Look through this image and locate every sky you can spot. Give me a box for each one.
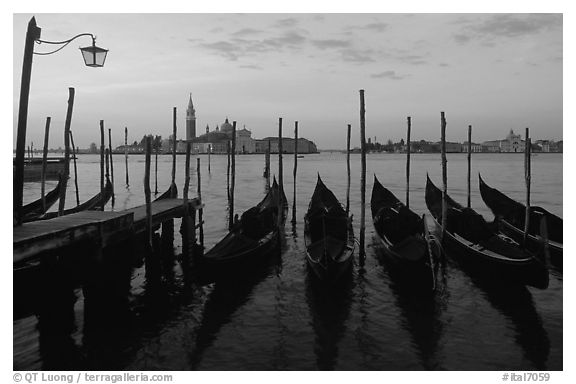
[12,12,563,150]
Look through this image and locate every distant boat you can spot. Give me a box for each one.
[297,155,305,158]
[304,175,354,282]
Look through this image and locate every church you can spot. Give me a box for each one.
[185,94,318,154]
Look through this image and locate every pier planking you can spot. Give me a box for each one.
[14,198,203,265]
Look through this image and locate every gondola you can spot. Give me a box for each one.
[425,175,548,289]
[201,178,288,269]
[20,176,63,222]
[371,175,439,290]
[479,174,562,269]
[304,175,354,282]
[35,177,114,220]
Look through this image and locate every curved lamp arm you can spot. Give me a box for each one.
[34,33,97,56]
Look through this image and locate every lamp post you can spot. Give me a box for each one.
[14,16,107,225]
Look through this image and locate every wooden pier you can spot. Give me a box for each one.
[13,197,202,265]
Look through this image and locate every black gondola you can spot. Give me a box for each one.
[304,175,354,282]
[371,175,439,290]
[201,178,288,269]
[425,175,548,289]
[20,176,63,222]
[35,177,114,220]
[478,174,562,269]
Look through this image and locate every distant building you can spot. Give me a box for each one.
[461,141,483,153]
[482,129,525,153]
[236,126,255,153]
[186,94,196,141]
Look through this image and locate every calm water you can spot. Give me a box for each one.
[14,152,563,370]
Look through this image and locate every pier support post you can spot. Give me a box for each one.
[144,136,160,282]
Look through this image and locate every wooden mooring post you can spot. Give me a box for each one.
[208,144,211,174]
[124,127,129,187]
[359,90,366,264]
[346,124,351,215]
[69,130,80,206]
[108,128,115,205]
[154,146,159,195]
[229,122,237,230]
[100,120,105,211]
[467,125,472,208]
[197,157,204,249]
[406,116,411,208]
[181,142,197,271]
[58,87,75,216]
[278,117,284,231]
[171,107,178,196]
[227,140,231,202]
[41,117,51,213]
[14,17,41,225]
[292,121,298,224]
[441,112,448,237]
[264,141,271,190]
[523,128,531,248]
[143,136,157,280]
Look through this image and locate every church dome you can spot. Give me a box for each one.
[220,117,233,133]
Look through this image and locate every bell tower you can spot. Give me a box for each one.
[186,93,196,141]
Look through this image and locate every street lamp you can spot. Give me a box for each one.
[14,17,108,225]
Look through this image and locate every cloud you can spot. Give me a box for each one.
[311,39,351,50]
[370,70,407,80]
[453,33,471,44]
[345,22,388,33]
[274,18,298,28]
[472,14,561,38]
[453,14,561,44]
[232,28,263,37]
[239,64,263,70]
[200,41,242,61]
[340,48,376,63]
[200,31,308,60]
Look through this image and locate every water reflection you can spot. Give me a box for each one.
[187,253,280,369]
[374,242,447,370]
[471,276,550,369]
[305,265,353,370]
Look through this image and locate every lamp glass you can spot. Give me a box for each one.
[79,44,108,67]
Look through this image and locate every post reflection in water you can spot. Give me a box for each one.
[305,265,354,370]
[376,248,447,370]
